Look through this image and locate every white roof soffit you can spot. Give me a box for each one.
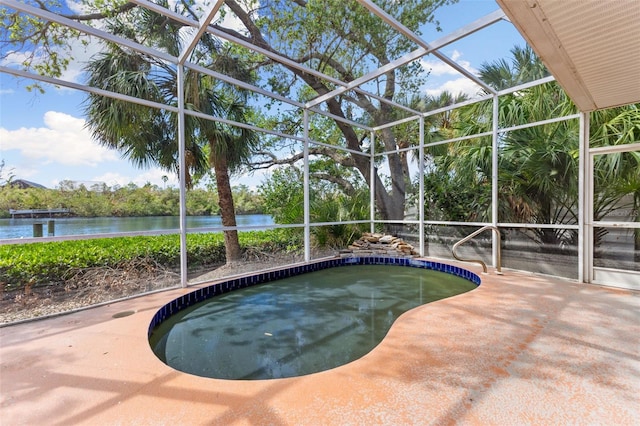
[497,0,640,112]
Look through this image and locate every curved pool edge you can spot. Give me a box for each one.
[148,256,481,337]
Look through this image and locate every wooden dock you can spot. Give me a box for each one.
[9,208,72,218]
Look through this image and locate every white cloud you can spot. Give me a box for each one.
[87,172,135,188]
[0,111,119,166]
[421,50,484,98]
[0,161,38,180]
[1,50,32,68]
[420,50,478,77]
[90,168,178,188]
[425,77,483,99]
[421,58,458,77]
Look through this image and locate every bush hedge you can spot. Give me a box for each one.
[0,230,302,291]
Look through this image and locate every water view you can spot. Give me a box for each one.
[0,214,274,239]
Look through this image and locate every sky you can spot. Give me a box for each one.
[0,0,526,190]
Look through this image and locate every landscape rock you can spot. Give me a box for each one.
[342,232,419,257]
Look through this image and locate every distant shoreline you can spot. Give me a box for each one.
[0,214,275,240]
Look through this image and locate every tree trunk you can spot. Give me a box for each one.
[323,99,406,222]
[212,154,242,264]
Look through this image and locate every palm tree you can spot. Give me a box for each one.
[444,47,575,245]
[449,46,640,249]
[477,45,549,91]
[590,105,640,258]
[407,92,492,223]
[83,8,257,264]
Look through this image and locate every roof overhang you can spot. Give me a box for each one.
[497,0,640,112]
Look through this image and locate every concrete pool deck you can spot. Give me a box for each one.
[1,259,639,425]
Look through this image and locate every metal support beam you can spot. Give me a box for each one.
[491,95,500,267]
[370,130,377,234]
[177,65,188,287]
[303,110,311,261]
[578,112,588,283]
[419,117,425,257]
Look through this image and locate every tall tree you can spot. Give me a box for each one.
[2,0,456,230]
[81,4,258,264]
[225,0,454,222]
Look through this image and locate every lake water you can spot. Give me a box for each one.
[0,215,274,240]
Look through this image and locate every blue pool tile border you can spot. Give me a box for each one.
[148,257,481,336]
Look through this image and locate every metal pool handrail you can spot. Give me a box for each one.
[452,225,502,274]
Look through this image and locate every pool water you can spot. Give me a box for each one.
[149,264,477,380]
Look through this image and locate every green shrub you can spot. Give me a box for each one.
[0,230,294,290]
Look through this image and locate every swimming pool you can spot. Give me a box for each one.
[148,257,480,380]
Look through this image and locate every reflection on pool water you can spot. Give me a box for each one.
[149,259,479,380]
